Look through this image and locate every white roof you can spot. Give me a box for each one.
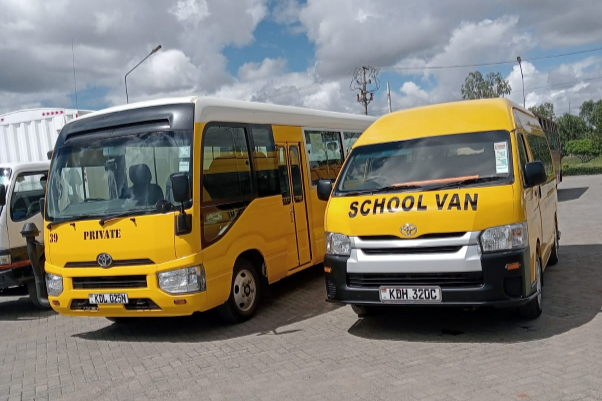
[71,96,377,131]
[0,161,50,171]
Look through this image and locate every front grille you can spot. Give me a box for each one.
[347,272,484,288]
[358,232,466,241]
[70,299,98,311]
[361,246,462,255]
[124,298,160,310]
[65,259,154,268]
[72,275,147,289]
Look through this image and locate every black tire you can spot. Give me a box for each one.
[548,224,559,266]
[217,258,261,323]
[351,304,376,318]
[519,256,543,319]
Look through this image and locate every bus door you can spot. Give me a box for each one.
[276,143,312,269]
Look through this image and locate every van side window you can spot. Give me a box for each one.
[516,134,529,169]
[304,131,344,185]
[10,172,47,222]
[250,126,280,198]
[526,134,554,182]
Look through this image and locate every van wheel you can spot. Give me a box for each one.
[519,256,543,319]
[548,225,559,266]
[351,304,376,318]
[217,258,260,323]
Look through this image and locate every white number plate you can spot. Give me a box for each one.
[379,286,442,303]
[88,293,129,304]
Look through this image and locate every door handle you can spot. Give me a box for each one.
[290,209,294,222]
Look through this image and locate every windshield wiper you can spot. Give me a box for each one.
[423,176,504,191]
[47,216,84,229]
[371,184,423,194]
[99,208,156,226]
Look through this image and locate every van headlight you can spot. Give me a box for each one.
[158,266,206,294]
[326,232,351,256]
[480,222,528,253]
[45,274,63,296]
[0,254,10,266]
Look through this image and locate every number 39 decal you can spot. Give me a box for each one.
[49,233,58,243]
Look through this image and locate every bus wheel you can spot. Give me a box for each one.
[218,258,261,323]
[519,256,543,320]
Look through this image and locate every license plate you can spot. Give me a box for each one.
[88,293,129,304]
[379,286,442,303]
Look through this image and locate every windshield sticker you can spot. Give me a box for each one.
[348,193,478,217]
[494,142,509,174]
[178,147,190,158]
[179,161,189,172]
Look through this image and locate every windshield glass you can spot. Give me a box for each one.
[46,131,193,222]
[0,168,11,216]
[335,130,513,195]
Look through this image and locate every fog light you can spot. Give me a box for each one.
[174,299,187,305]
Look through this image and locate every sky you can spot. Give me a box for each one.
[1,0,602,118]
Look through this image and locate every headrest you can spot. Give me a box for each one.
[129,164,152,186]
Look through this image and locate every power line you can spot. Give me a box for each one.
[383,46,602,72]
[510,75,602,94]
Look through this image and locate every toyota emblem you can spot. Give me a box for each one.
[97,253,113,268]
[400,224,418,237]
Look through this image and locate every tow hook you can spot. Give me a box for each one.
[20,222,50,308]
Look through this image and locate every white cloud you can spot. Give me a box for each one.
[169,0,210,23]
[238,58,288,82]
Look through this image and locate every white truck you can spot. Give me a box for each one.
[0,108,92,306]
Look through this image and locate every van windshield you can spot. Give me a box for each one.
[335,130,513,195]
[46,131,193,222]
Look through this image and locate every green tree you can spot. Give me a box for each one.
[461,71,512,100]
[579,100,602,132]
[557,113,590,144]
[529,102,555,120]
[565,139,601,163]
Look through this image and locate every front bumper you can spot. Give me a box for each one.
[324,247,535,308]
[45,261,209,317]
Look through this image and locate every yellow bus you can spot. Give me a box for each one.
[39,97,375,322]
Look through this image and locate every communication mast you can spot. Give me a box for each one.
[350,66,380,115]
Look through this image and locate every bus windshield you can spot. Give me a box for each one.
[46,131,193,222]
[335,130,513,195]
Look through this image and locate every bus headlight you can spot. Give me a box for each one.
[480,222,528,253]
[326,232,351,256]
[45,274,63,296]
[158,266,206,294]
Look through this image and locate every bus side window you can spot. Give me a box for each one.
[304,130,344,185]
[250,126,280,198]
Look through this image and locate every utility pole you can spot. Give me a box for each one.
[386,81,392,113]
[517,56,525,108]
[350,66,380,115]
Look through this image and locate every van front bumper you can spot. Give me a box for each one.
[45,262,209,317]
[324,247,535,308]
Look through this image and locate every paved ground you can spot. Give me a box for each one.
[0,175,601,401]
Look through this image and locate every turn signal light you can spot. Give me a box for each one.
[52,300,60,306]
[324,267,332,273]
[174,299,187,305]
[505,262,520,271]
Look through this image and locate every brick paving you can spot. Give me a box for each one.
[0,175,601,401]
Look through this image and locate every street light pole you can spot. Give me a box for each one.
[517,56,525,108]
[125,45,162,104]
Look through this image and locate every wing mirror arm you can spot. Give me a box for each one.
[170,174,192,235]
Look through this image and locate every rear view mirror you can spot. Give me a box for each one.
[0,184,6,207]
[317,179,333,202]
[170,174,190,204]
[524,161,547,187]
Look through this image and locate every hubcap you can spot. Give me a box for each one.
[233,269,256,312]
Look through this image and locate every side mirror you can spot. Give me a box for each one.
[170,174,191,235]
[0,184,5,207]
[317,179,333,202]
[39,197,45,218]
[524,161,547,187]
[170,173,191,204]
[47,150,53,160]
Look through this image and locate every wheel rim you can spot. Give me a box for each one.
[233,269,256,312]
[536,258,542,308]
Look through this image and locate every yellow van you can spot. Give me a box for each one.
[318,98,559,319]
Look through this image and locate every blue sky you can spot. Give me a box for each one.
[2,0,602,117]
